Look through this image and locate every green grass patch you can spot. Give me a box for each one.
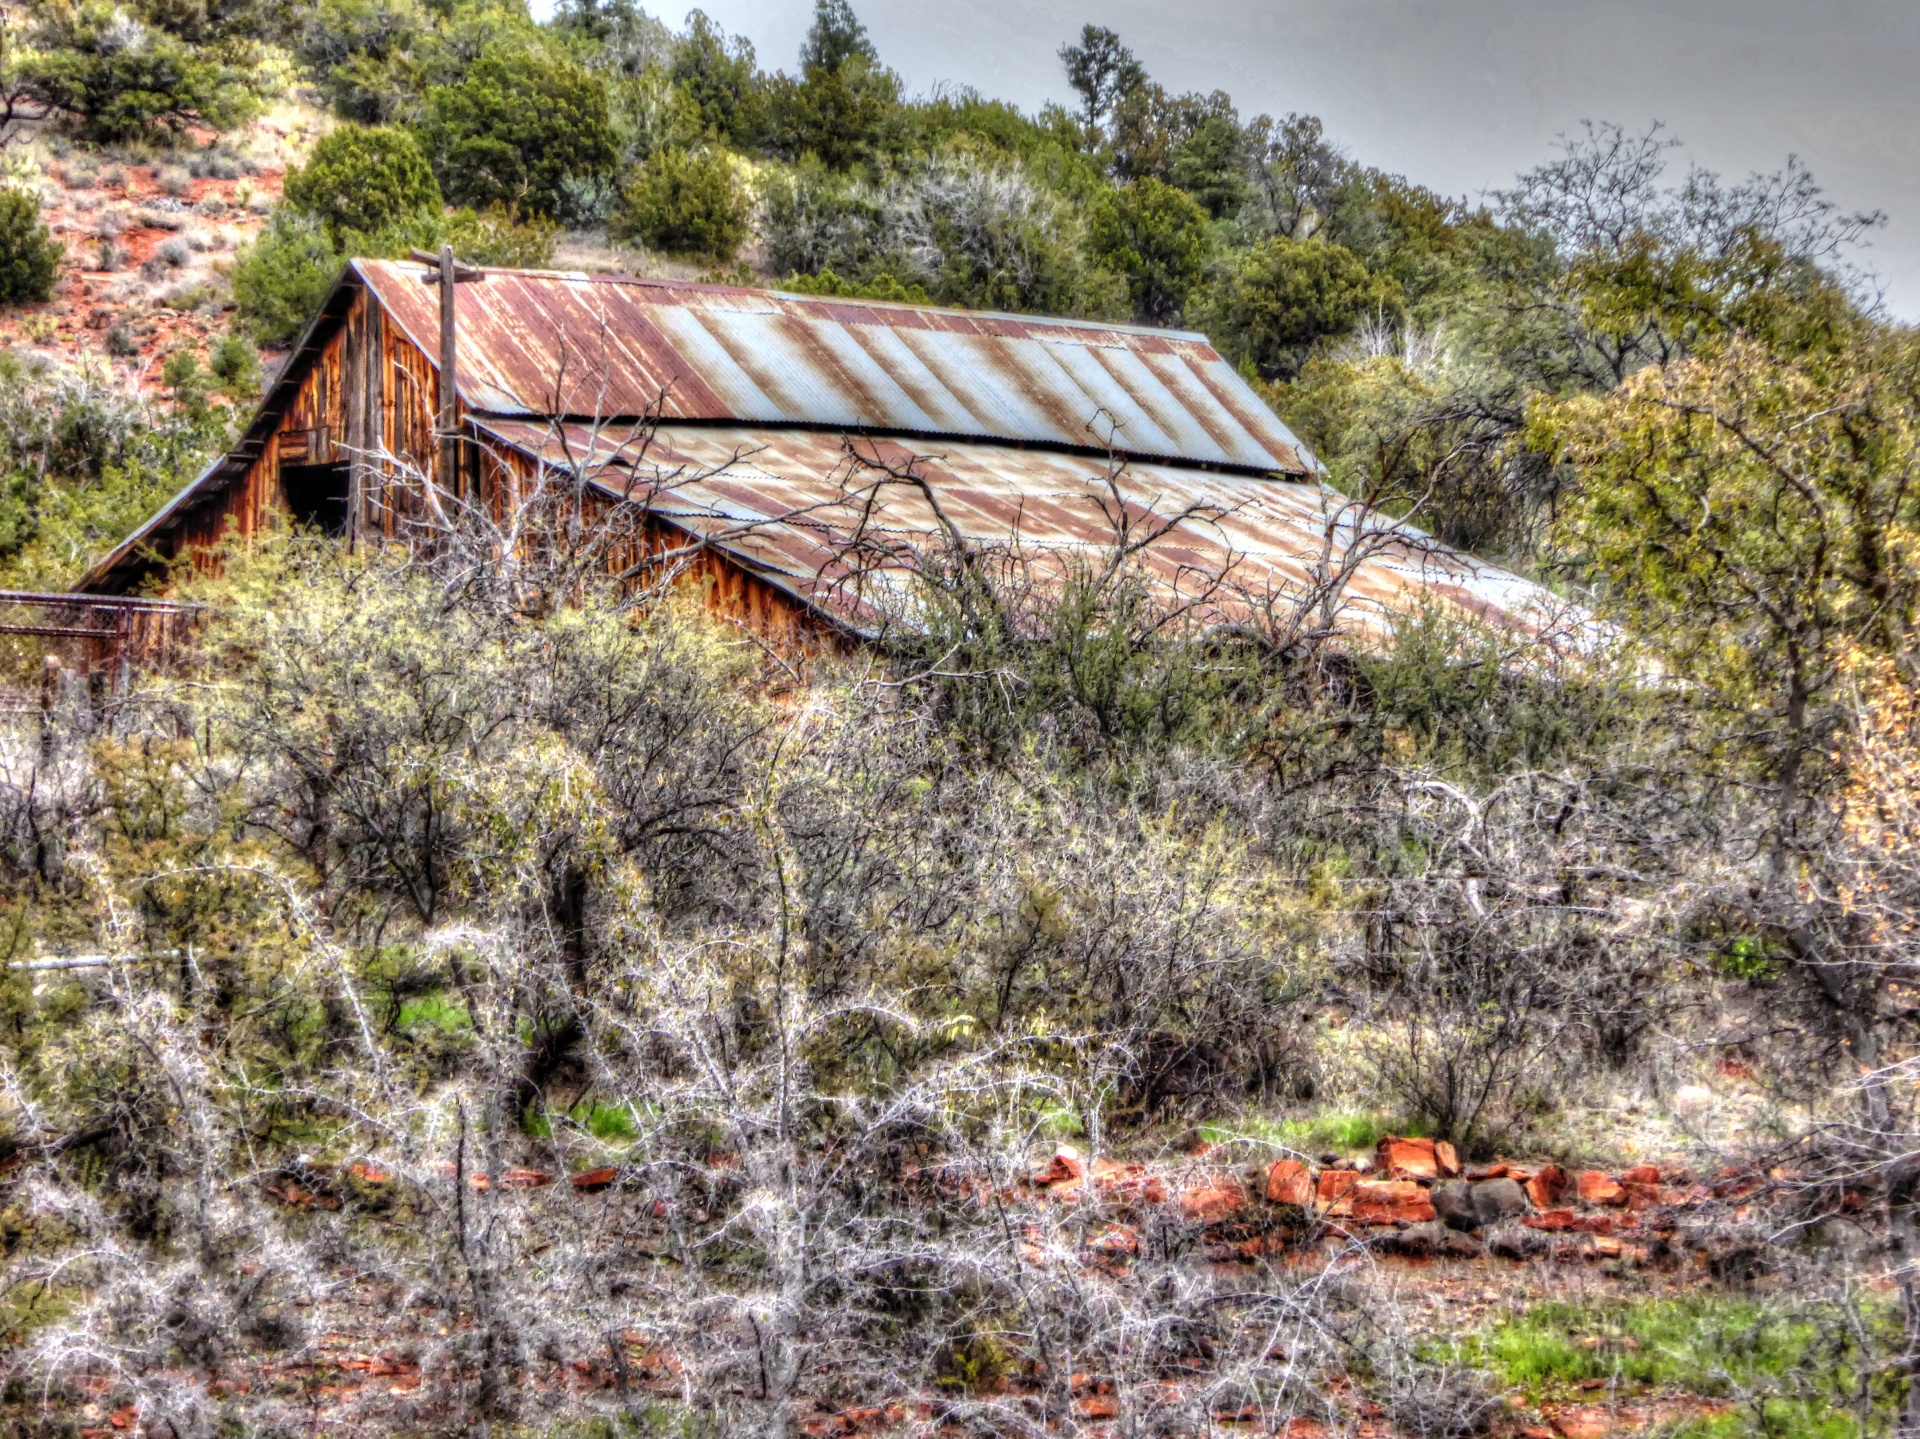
[525,1097,645,1143]
[397,992,472,1035]
[1199,1110,1401,1155]
[1445,1296,1901,1439]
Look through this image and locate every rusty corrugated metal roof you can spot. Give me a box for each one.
[475,420,1567,641]
[357,260,1315,474]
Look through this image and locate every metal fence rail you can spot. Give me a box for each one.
[0,589,203,681]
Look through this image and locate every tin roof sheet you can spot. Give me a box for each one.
[357,260,1315,474]
[475,420,1568,641]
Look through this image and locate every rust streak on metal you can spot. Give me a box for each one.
[475,420,1560,642]
[351,261,1310,470]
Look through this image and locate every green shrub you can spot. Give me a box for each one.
[231,211,340,343]
[766,56,899,171]
[293,0,429,123]
[161,349,214,421]
[1088,176,1209,325]
[441,205,558,268]
[17,8,262,142]
[669,9,765,148]
[610,147,746,260]
[1199,236,1394,381]
[1170,114,1251,219]
[0,189,62,304]
[0,350,226,587]
[424,48,617,220]
[779,268,930,304]
[282,123,442,241]
[233,201,557,344]
[208,332,263,400]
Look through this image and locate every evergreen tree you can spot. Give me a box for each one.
[1058,24,1144,132]
[799,0,875,73]
[0,188,62,305]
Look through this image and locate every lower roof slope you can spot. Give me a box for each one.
[478,421,1566,643]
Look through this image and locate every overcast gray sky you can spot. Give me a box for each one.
[666,0,1920,318]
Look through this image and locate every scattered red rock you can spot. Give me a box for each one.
[1088,1223,1139,1258]
[1178,1180,1246,1222]
[1525,1210,1614,1235]
[571,1166,619,1192]
[265,1180,341,1210]
[1266,1158,1314,1206]
[1620,1164,1662,1209]
[1317,1168,1361,1213]
[1526,1163,1569,1209]
[1553,1408,1615,1439]
[1375,1135,1459,1180]
[348,1162,391,1185]
[1577,1170,1627,1206]
[1032,1145,1084,1187]
[1349,1179,1435,1225]
[470,1168,552,1191]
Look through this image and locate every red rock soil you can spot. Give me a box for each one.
[128,1136,1829,1439]
[0,125,288,387]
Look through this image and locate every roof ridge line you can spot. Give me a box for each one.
[465,414,1296,480]
[368,258,1211,342]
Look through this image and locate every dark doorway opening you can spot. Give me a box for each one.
[282,463,351,536]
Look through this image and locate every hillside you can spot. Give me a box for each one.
[4,3,1920,1439]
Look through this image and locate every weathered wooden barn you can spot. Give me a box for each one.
[75,259,1554,643]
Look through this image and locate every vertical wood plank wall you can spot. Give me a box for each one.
[188,282,830,648]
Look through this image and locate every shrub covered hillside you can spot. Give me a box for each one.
[7,2,1920,1437]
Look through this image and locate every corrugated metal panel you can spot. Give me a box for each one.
[474,420,1563,641]
[356,260,1315,474]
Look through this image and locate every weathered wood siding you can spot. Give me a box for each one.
[188,281,828,647]
[479,444,831,648]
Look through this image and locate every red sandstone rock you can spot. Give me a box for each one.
[1553,1407,1614,1439]
[1526,1164,1569,1209]
[1467,1163,1510,1180]
[1435,1140,1461,1177]
[1032,1145,1085,1186]
[1349,1179,1436,1225]
[1377,1136,1441,1180]
[1524,1209,1616,1235]
[470,1168,551,1191]
[1266,1158,1315,1206]
[571,1166,619,1192]
[1178,1181,1246,1222]
[348,1162,391,1185]
[1619,1163,1661,1209]
[1317,1168,1361,1214]
[1577,1171,1626,1206]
